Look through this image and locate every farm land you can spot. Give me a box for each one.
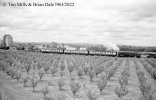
[0,50,156,100]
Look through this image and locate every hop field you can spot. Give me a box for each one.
[0,50,156,100]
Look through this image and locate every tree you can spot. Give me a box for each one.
[68,65,74,77]
[38,69,45,81]
[70,81,81,96]
[57,78,65,91]
[31,77,39,92]
[42,84,49,100]
[24,62,32,74]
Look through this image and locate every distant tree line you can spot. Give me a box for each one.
[119,46,156,52]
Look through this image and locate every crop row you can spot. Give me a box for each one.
[134,60,153,100]
[0,51,122,100]
[140,59,156,80]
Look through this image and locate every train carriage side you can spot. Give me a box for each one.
[41,48,118,57]
[88,51,118,56]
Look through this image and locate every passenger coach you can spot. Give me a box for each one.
[40,48,118,56]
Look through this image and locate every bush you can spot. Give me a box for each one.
[5,67,11,76]
[150,69,156,80]
[60,71,65,77]
[0,61,9,72]
[10,69,17,78]
[97,80,107,95]
[23,75,29,87]
[53,60,59,68]
[136,67,153,100]
[57,93,66,100]
[5,58,14,66]
[139,93,153,100]
[94,66,104,77]
[31,77,39,92]
[118,75,129,88]
[59,63,65,71]
[20,63,25,72]
[14,71,22,81]
[106,67,117,80]
[137,71,147,86]
[83,66,89,75]
[140,82,151,96]
[88,70,95,82]
[121,69,130,78]
[70,81,81,96]
[68,65,74,76]
[38,69,45,80]
[42,84,49,99]
[57,78,65,91]
[24,62,32,74]
[51,67,58,76]
[115,85,128,99]
[37,61,44,70]
[44,64,50,74]
[32,62,37,70]
[100,73,107,81]
[77,68,84,78]
[89,64,94,71]
[86,90,98,100]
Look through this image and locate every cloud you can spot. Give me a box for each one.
[0,0,156,46]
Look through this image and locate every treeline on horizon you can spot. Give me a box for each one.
[118,45,156,52]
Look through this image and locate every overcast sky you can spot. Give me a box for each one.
[0,0,156,46]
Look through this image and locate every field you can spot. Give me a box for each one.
[0,50,156,100]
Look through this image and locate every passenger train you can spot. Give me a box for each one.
[40,48,127,57]
[40,48,143,58]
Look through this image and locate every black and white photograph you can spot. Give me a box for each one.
[0,0,156,100]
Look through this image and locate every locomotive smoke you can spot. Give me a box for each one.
[103,42,120,51]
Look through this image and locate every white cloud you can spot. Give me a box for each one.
[0,0,156,46]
